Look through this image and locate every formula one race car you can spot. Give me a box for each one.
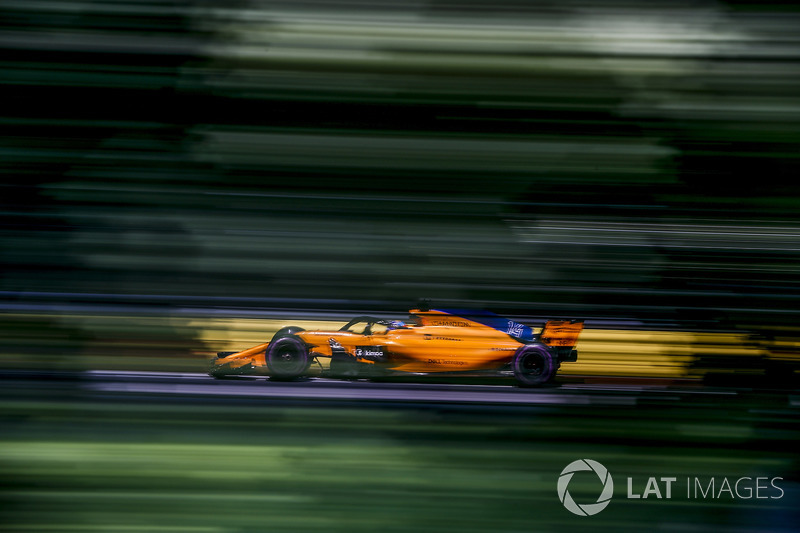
[209,308,584,387]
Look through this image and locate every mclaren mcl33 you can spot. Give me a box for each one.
[209,308,584,387]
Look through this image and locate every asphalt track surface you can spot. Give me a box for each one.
[77,370,775,408]
[3,370,797,412]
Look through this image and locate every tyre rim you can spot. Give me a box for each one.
[274,348,305,374]
[521,353,544,376]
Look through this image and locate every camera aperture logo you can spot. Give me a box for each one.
[558,459,785,517]
[557,459,614,516]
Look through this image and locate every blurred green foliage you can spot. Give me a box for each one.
[3,0,800,328]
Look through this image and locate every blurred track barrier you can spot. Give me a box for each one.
[563,329,762,378]
[562,329,696,378]
[2,313,797,380]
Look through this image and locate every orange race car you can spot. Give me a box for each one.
[209,308,584,387]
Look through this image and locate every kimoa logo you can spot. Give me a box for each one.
[558,459,614,516]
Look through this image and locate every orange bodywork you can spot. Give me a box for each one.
[210,308,583,376]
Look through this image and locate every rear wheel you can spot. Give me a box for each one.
[511,343,557,387]
[266,336,311,380]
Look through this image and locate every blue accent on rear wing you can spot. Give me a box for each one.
[433,308,534,342]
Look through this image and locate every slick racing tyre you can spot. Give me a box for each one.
[266,336,311,380]
[511,343,557,387]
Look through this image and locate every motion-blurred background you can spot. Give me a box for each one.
[1,1,800,531]
[3,0,800,374]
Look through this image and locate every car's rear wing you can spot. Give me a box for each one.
[540,320,584,347]
[539,320,584,362]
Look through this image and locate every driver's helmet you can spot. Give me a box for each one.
[388,320,406,330]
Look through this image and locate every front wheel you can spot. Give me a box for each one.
[266,336,311,380]
[511,343,557,387]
